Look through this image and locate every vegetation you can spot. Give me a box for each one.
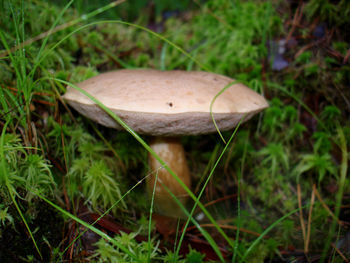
[1,0,350,262]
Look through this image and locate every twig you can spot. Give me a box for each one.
[334,83,350,111]
[297,184,307,248]
[314,187,343,226]
[286,3,304,43]
[305,184,316,253]
[203,193,237,207]
[331,242,349,262]
[343,49,350,64]
[185,223,268,239]
[294,38,325,58]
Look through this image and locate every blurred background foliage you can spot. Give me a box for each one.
[1,0,350,262]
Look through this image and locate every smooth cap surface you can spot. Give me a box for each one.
[63,69,268,136]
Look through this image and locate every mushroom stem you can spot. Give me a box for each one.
[148,137,191,218]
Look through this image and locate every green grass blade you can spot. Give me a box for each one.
[159,181,226,262]
[0,31,24,95]
[210,81,240,144]
[232,133,249,263]
[160,42,168,71]
[320,125,348,262]
[147,169,158,263]
[175,118,245,262]
[31,0,75,77]
[241,207,301,262]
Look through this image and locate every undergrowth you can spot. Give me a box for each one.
[1,0,350,262]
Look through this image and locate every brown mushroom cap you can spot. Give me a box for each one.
[63,69,268,136]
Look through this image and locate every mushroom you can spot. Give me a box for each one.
[63,69,268,217]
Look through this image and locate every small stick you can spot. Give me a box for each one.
[185,223,268,239]
[297,184,307,249]
[305,184,316,253]
[331,242,349,262]
[285,3,304,43]
[314,187,343,226]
